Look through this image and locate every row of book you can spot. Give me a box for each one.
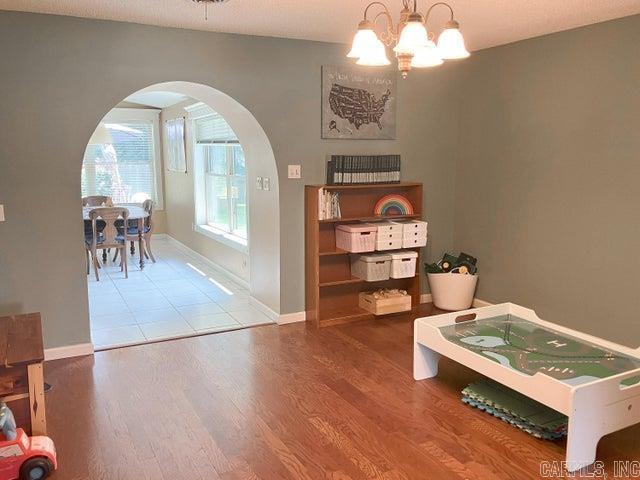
[318,188,341,220]
[326,155,401,185]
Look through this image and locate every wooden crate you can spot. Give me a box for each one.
[359,292,412,316]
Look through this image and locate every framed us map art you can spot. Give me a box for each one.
[321,65,396,140]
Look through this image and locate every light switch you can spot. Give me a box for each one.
[263,177,271,191]
[288,164,301,179]
[256,176,263,190]
[0,204,5,222]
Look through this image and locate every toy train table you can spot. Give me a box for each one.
[413,303,640,472]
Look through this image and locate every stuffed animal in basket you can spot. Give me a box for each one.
[0,402,57,480]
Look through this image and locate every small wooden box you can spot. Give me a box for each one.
[359,292,412,316]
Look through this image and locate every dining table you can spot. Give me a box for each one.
[83,204,149,270]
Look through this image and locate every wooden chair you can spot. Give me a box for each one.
[82,196,113,207]
[83,196,114,265]
[114,199,156,263]
[141,199,156,263]
[85,207,128,281]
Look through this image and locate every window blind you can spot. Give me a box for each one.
[81,121,157,204]
[193,111,239,144]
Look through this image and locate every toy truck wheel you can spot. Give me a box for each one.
[19,457,54,480]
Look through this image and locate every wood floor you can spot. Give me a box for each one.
[45,304,640,480]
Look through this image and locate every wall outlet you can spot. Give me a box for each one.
[288,164,301,179]
[263,177,271,191]
[256,176,263,190]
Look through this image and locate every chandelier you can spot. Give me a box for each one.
[347,1,469,78]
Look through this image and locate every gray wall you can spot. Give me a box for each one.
[0,11,461,349]
[454,15,640,346]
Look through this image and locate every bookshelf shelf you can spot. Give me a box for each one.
[305,183,423,327]
[319,246,422,257]
[319,214,421,224]
[313,182,422,190]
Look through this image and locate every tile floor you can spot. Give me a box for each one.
[88,237,273,350]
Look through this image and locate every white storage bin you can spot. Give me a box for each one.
[351,253,391,281]
[391,219,428,234]
[336,223,377,253]
[376,238,403,251]
[402,235,427,248]
[369,220,403,236]
[389,250,418,278]
[427,273,478,310]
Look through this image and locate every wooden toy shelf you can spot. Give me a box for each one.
[305,183,423,327]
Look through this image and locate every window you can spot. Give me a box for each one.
[165,117,186,172]
[190,103,248,248]
[203,144,247,239]
[82,109,163,206]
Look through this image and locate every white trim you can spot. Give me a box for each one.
[277,311,306,325]
[44,342,94,361]
[163,234,250,289]
[249,296,279,322]
[193,224,249,254]
[420,293,433,304]
[421,293,492,308]
[472,298,493,308]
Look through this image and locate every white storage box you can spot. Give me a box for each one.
[389,250,418,278]
[391,219,428,234]
[376,237,403,251]
[336,223,377,253]
[369,220,403,236]
[391,219,428,248]
[351,253,391,281]
[402,235,427,248]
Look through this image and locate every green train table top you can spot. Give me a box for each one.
[439,314,640,387]
[413,303,640,472]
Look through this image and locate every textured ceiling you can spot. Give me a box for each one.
[1,0,639,51]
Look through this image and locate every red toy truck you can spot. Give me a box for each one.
[0,403,56,480]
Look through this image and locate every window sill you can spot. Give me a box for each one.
[194,224,248,254]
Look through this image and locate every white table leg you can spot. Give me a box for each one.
[414,342,440,380]
[565,409,601,472]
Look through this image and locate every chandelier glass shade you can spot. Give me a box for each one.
[347,26,379,59]
[347,1,469,77]
[437,21,470,59]
[410,40,443,68]
[393,18,429,55]
[356,38,392,66]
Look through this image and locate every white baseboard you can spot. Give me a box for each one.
[421,293,493,309]
[277,311,306,325]
[472,298,493,308]
[162,235,250,290]
[44,342,94,361]
[248,296,279,322]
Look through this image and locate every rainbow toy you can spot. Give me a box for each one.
[374,194,414,216]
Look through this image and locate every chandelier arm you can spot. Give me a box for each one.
[372,10,397,46]
[423,2,455,23]
[363,1,392,22]
[361,2,397,46]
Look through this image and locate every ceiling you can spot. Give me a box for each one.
[1,0,639,51]
[124,91,189,108]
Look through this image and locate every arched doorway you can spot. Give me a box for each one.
[84,81,280,349]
